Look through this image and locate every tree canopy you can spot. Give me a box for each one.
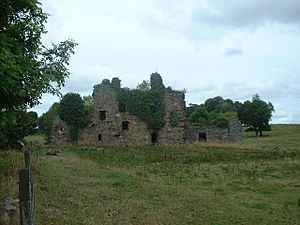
[58,93,87,142]
[203,96,239,113]
[186,96,239,128]
[187,95,274,134]
[136,80,150,91]
[58,93,87,128]
[83,95,94,118]
[0,0,76,148]
[0,109,38,149]
[38,102,60,143]
[238,94,274,136]
[0,0,77,110]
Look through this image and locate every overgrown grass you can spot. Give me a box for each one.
[0,151,24,196]
[33,124,300,225]
[1,125,300,224]
[24,133,46,147]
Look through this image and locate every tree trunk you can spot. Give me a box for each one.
[255,128,258,137]
[259,129,263,136]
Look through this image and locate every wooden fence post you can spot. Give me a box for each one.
[19,144,34,225]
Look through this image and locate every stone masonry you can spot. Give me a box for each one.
[51,78,243,146]
[184,118,243,144]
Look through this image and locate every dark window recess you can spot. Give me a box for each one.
[99,111,107,120]
[151,132,158,144]
[122,121,129,130]
[119,103,126,112]
[98,134,102,141]
[198,132,207,142]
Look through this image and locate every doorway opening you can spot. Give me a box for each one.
[151,132,158,144]
[198,132,207,142]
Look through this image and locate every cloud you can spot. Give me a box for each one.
[34,0,300,124]
[30,94,60,116]
[224,48,243,56]
[63,65,117,94]
[192,0,300,28]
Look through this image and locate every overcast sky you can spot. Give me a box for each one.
[33,0,300,124]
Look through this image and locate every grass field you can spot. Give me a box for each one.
[1,125,300,224]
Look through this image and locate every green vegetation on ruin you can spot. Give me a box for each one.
[107,73,166,131]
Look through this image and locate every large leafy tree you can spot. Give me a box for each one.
[0,109,38,149]
[58,93,87,142]
[203,96,238,113]
[0,0,77,110]
[238,94,274,136]
[186,96,239,128]
[187,104,237,128]
[0,1,76,148]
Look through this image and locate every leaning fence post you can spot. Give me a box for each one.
[19,143,34,225]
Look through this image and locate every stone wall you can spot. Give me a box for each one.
[228,118,243,143]
[157,90,186,146]
[50,117,69,146]
[185,118,243,144]
[79,84,151,146]
[50,82,243,147]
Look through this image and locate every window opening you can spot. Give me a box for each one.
[99,110,107,120]
[122,121,129,130]
[58,127,65,134]
[98,134,102,141]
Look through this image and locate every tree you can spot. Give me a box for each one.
[58,93,87,142]
[38,102,60,143]
[83,95,94,118]
[238,94,274,136]
[186,96,240,128]
[0,109,38,149]
[136,80,150,91]
[188,106,210,126]
[204,96,224,112]
[204,96,237,113]
[0,0,77,110]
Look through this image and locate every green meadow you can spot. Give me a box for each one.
[1,124,300,224]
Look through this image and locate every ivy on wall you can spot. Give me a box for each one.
[106,73,166,131]
[169,111,179,127]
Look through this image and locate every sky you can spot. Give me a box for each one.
[33,0,300,124]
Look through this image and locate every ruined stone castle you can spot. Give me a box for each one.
[51,74,242,146]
